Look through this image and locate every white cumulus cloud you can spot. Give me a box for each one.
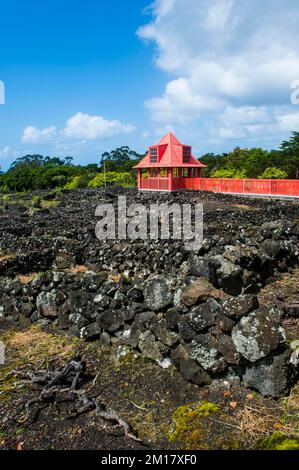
[21,113,135,146]
[145,77,224,123]
[63,112,135,140]
[0,146,12,158]
[22,126,57,144]
[138,0,299,147]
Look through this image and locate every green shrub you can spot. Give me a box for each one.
[211,168,247,179]
[258,167,288,179]
[88,171,136,188]
[64,175,85,190]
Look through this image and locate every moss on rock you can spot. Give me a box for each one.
[168,401,220,449]
[256,431,299,450]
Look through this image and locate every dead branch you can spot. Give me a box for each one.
[9,358,142,443]
[95,407,142,443]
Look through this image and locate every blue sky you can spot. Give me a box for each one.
[1,0,299,169]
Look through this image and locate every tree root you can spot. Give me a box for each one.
[10,358,142,443]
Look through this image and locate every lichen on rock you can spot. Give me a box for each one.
[231,307,286,362]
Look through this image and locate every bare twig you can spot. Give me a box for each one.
[9,359,142,443]
[207,417,239,430]
[130,401,148,412]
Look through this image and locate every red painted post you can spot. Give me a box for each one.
[168,168,174,191]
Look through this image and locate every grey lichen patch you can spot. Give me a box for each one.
[143,276,173,312]
[232,308,286,362]
[190,335,227,373]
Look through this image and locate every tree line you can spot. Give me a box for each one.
[0,132,298,192]
[201,132,299,179]
[0,147,143,192]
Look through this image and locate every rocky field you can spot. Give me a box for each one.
[0,188,298,450]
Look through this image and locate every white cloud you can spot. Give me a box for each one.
[63,112,135,140]
[277,111,299,131]
[219,127,245,140]
[203,0,235,32]
[218,107,299,141]
[21,112,135,146]
[139,0,299,146]
[146,77,224,122]
[0,146,12,158]
[220,106,271,126]
[22,126,57,144]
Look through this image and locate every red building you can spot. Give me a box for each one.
[134,132,299,197]
[133,132,206,191]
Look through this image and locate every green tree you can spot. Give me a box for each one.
[225,147,249,170]
[200,153,227,176]
[243,148,270,177]
[100,146,144,173]
[0,154,79,191]
[280,132,299,178]
[258,167,288,179]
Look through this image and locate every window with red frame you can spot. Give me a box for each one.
[183,146,191,163]
[150,147,158,163]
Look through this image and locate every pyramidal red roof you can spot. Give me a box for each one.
[133,132,206,168]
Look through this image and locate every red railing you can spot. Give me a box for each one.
[139,177,299,196]
[195,178,299,196]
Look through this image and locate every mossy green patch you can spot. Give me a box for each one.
[0,372,18,401]
[168,401,220,449]
[256,431,299,450]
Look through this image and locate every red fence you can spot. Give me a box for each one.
[195,178,299,196]
[139,177,299,196]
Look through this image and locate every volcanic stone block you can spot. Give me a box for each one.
[143,276,173,311]
[171,345,212,385]
[231,307,285,362]
[186,299,219,332]
[243,350,296,398]
[138,331,164,362]
[209,255,243,295]
[36,290,60,319]
[217,335,240,364]
[188,255,210,278]
[98,309,124,333]
[220,294,259,319]
[149,318,179,347]
[180,278,225,308]
[80,322,102,341]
